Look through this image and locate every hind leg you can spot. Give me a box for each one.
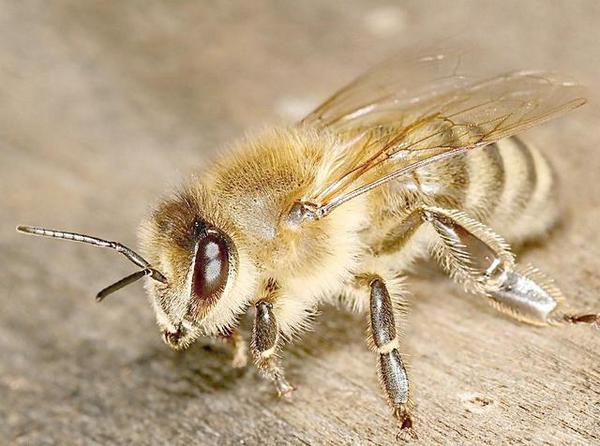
[395,205,599,327]
[424,206,599,327]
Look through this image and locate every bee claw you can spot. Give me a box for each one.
[394,409,418,441]
[276,380,296,399]
[395,427,418,442]
[566,313,600,329]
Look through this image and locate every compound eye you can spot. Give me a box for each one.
[192,230,229,303]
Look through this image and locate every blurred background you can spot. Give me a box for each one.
[1,2,599,445]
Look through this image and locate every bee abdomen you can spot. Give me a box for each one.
[465,136,559,243]
[384,136,558,248]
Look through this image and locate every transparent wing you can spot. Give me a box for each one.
[301,65,586,218]
[302,45,475,129]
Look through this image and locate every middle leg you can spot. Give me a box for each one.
[360,274,416,439]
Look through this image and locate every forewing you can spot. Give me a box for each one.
[302,68,585,217]
[302,45,474,129]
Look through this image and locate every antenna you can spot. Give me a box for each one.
[16,225,167,300]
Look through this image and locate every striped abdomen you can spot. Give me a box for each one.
[401,136,559,244]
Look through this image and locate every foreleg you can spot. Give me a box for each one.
[219,328,248,368]
[251,300,295,397]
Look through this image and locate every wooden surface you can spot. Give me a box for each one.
[2,2,600,445]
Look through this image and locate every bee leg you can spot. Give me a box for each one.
[551,312,600,328]
[422,206,599,328]
[486,266,599,329]
[251,300,295,397]
[367,276,417,440]
[219,328,248,368]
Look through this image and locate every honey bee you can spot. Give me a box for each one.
[18,47,600,439]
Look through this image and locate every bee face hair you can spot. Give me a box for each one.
[138,186,258,348]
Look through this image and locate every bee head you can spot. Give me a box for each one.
[139,186,258,350]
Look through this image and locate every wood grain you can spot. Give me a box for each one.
[2,2,599,445]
